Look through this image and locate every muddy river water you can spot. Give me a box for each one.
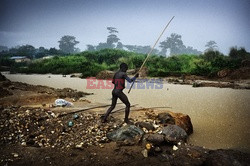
[3,73,250,153]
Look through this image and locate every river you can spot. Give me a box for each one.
[3,73,250,153]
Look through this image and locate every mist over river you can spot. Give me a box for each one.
[3,73,250,153]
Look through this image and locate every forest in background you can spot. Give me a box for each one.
[0,27,249,78]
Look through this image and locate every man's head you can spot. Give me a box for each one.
[120,63,128,72]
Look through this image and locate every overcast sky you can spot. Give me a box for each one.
[0,0,249,54]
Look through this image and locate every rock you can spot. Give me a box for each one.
[171,113,193,135]
[107,125,144,143]
[68,121,74,127]
[157,113,175,125]
[144,109,158,119]
[73,114,79,119]
[70,73,82,78]
[21,142,27,146]
[173,145,178,151]
[12,153,19,158]
[145,134,165,144]
[141,149,148,158]
[75,142,84,149]
[136,121,155,131]
[162,125,188,143]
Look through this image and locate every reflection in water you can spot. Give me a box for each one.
[4,73,250,152]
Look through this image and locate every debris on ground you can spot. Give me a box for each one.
[55,99,73,107]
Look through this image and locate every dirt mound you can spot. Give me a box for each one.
[2,81,91,99]
[138,67,148,78]
[217,66,250,80]
[127,67,148,77]
[217,69,232,78]
[229,67,250,80]
[96,70,114,79]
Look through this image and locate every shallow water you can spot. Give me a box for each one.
[3,73,250,152]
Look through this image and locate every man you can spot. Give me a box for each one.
[102,63,139,123]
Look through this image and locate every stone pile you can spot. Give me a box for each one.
[0,106,193,152]
[0,106,121,149]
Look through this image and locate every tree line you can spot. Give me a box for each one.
[0,26,221,58]
[5,47,249,78]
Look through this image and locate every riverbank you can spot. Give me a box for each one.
[1,73,249,165]
[3,72,250,152]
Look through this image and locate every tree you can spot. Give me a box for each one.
[86,45,96,51]
[205,41,218,52]
[124,45,159,54]
[159,33,184,56]
[96,42,111,51]
[35,47,48,58]
[48,47,61,55]
[116,42,123,49]
[17,45,36,59]
[58,35,79,54]
[229,46,250,60]
[202,50,224,62]
[182,46,202,55]
[106,27,120,48]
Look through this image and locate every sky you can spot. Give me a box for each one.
[0,0,249,54]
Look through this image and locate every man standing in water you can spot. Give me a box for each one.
[102,63,139,123]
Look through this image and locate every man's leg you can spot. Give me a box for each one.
[118,91,131,123]
[102,93,118,122]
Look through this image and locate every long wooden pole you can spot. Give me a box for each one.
[128,16,175,93]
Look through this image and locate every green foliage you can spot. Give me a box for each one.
[12,48,250,78]
[202,50,223,62]
[0,57,15,67]
[192,59,212,76]
[229,47,250,60]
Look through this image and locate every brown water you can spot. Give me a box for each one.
[3,73,250,152]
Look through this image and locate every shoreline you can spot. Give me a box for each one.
[2,71,250,90]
